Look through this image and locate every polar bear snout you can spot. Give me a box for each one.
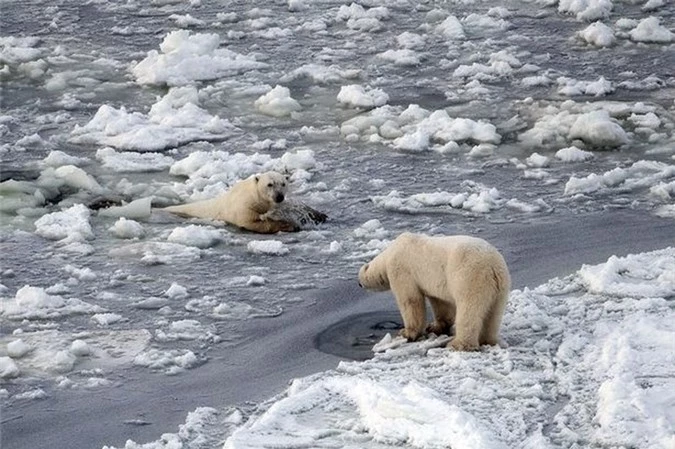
[274,192,285,203]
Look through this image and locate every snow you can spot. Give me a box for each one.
[164,283,189,299]
[555,146,594,162]
[131,30,267,86]
[42,150,89,168]
[371,183,513,215]
[341,105,500,151]
[558,0,613,21]
[7,339,31,358]
[34,204,93,242]
[95,147,174,173]
[98,197,152,219]
[435,15,466,40]
[167,225,223,248]
[246,240,289,255]
[578,21,615,47]
[568,109,629,147]
[109,217,145,239]
[564,160,675,196]
[0,357,21,379]
[133,348,199,374]
[222,248,675,449]
[337,84,389,109]
[70,87,238,152]
[0,285,103,320]
[254,85,302,117]
[2,0,675,446]
[629,16,674,43]
[109,242,202,265]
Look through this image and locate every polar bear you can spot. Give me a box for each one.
[165,172,300,234]
[358,232,510,351]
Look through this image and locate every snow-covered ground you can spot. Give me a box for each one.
[222,248,675,449]
[1,0,674,448]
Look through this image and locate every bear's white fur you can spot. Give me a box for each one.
[165,172,298,234]
[358,232,510,351]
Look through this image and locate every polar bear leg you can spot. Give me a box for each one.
[426,297,455,336]
[479,296,506,346]
[245,218,298,234]
[449,293,492,351]
[391,281,426,342]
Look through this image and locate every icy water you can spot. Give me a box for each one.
[1,0,674,448]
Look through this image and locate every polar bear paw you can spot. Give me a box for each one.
[448,338,480,352]
[399,328,425,342]
[426,321,453,336]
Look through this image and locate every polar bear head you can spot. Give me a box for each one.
[358,256,390,291]
[255,171,290,205]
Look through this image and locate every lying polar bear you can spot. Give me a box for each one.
[165,171,326,234]
[358,232,510,351]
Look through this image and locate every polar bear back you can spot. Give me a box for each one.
[385,233,509,300]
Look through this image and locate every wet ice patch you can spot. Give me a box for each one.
[564,160,675,197]
[34,204,93,242]
[247,240,289,255]
[558,0,612,21]
[555,146,594,162]
[95,147,174,173]
[371,182,519,214]
[98,197,152,220]
[281,63,360,85]
[0,357,21,379]
[0,36,45,79]
[254,85,301,117]
[578,21,615,47]
[569,109,627,146]
[518,101,651,150]
[70,87,238,152]
[336,3,389,32]
[167,225,223,248]
[341,105,500,151]
[155,319,219,344]
[133,348,200,374]
[435,15,466,40]
[42,150,89,168]
[109,217,145,239]
[131,30,267,86]
[109,241,202,265]
[0,285,104,320]
[629,16,674,43]
[337,84,389,109]
[557,76,614,97]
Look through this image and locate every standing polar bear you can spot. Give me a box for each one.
[358,232,510,351]
[165,171,321,234]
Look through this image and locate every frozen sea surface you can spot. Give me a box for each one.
[1,0,674,448]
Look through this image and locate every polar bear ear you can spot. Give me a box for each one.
[254,175,259,183]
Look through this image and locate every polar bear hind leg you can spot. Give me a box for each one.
[426,297,455,336]
[479,295,506,346]
[448,277,496,351]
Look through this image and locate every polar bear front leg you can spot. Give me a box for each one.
[247,215,299,234]
[391,283,427,342]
